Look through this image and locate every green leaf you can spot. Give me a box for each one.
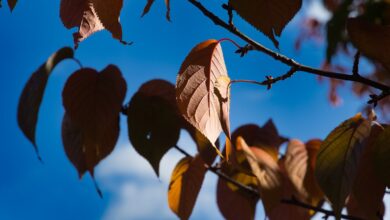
[17,47,74,160]
[315,113,371,219]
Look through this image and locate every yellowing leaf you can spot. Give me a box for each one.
[176,39,231,157]
[315,113,371,219]
[142,0,171,21]
[127,80,180,176]
[347,124,386,219]
[17,47,74,160]
[229,0,302,48]
[347,17,390,72]
[60,0,125,48]
[168,155,207,220]
[62,65,127,176]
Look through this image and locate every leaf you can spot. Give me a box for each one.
[315,113,372,219]
[17,47,74,160]
[217,174,258,220]
[60,0,125,48]
[373,125,390,187]
[347,17,390,72]
[347,124,386,219]
[176,39,231,157]
[168,155,207,220]
[229,0,302,48]
[127,80,180,176]
[62,65,127,176]
[237,136,283,215]
[142,0,171,21]
[7,0,16,11]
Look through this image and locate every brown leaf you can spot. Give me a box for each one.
[229,0,302,48]
[127,80,181,176]
[347,17,390,72]
[168,155,207,220]
[62,65,127,176]
[373,124,390,187]
[17,47,74,160]
[315,113,372,219]
[176,39,231,157]
[142,0,171,21]
[60,0,125,48]
[347,124,386,220]
[7,0,16,11]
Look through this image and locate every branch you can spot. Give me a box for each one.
[173,145,359,220]
[187,0,390,94]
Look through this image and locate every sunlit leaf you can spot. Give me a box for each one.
[229,0,302,48]
[347,124,386,219]
[168,155,207,220]
[17,47,74,160]
[62,65,127,176]
[347,17,390,72]
[60,0,125,48]
[142,0,171,21]
[127,80,180,176]
[315,113,371,219]
[176,39,231,157]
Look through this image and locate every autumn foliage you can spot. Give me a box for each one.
[8,0,390,219]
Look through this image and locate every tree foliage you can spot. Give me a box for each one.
[9,0,390,219]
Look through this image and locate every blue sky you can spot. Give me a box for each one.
[0,0,386,219]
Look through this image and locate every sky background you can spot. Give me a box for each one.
[0,0,387,219]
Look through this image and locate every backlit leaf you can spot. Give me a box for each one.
[229,0,302,48]
[17,47,74,160]
[127,80,180,176]
[142,0,171,21]
[347,124,386,219]
[373,125,390,187]
[315,113,371,219]
[176,39,231,157]
[168,155,207,220]
[347,17,390,72]
[62,65,127,176]
[60,0,125,48]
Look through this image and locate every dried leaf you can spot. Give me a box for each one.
[60,0,125,48]
[168,155,207,220]
[142,0,171,21]
[347,124,386,219]
[347,17,390,72]
[17,47,74,160]
[7,0,16,11]
[62,65,127,176]
[176,39,231,157]
[229,0,302,48]
[127,80,180,176]
[315,113,372,219]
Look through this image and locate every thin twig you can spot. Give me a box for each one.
[173,145,359,220]
[187,0,390,94]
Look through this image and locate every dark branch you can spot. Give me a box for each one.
[187,0,390,94]
[353,51,360,76]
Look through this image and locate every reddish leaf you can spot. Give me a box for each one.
[7,0,16,11]
[62,65,127,176]
[60,0,125,48]
[347,17,390,72]
[127,80,180,176]
[229,0,302,48]
[17,47,74,160]
[142,0,171,21]
[176,39,231,157]
[347,124,386,219]
[168,155,207,220]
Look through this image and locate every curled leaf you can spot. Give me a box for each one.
[168,155,207,220]
[315,113,371,219]
[229,0,302,48]
[17,47,74,159]
[176,39,231,157]
[127,80,180,176]
[62,65,127,176]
